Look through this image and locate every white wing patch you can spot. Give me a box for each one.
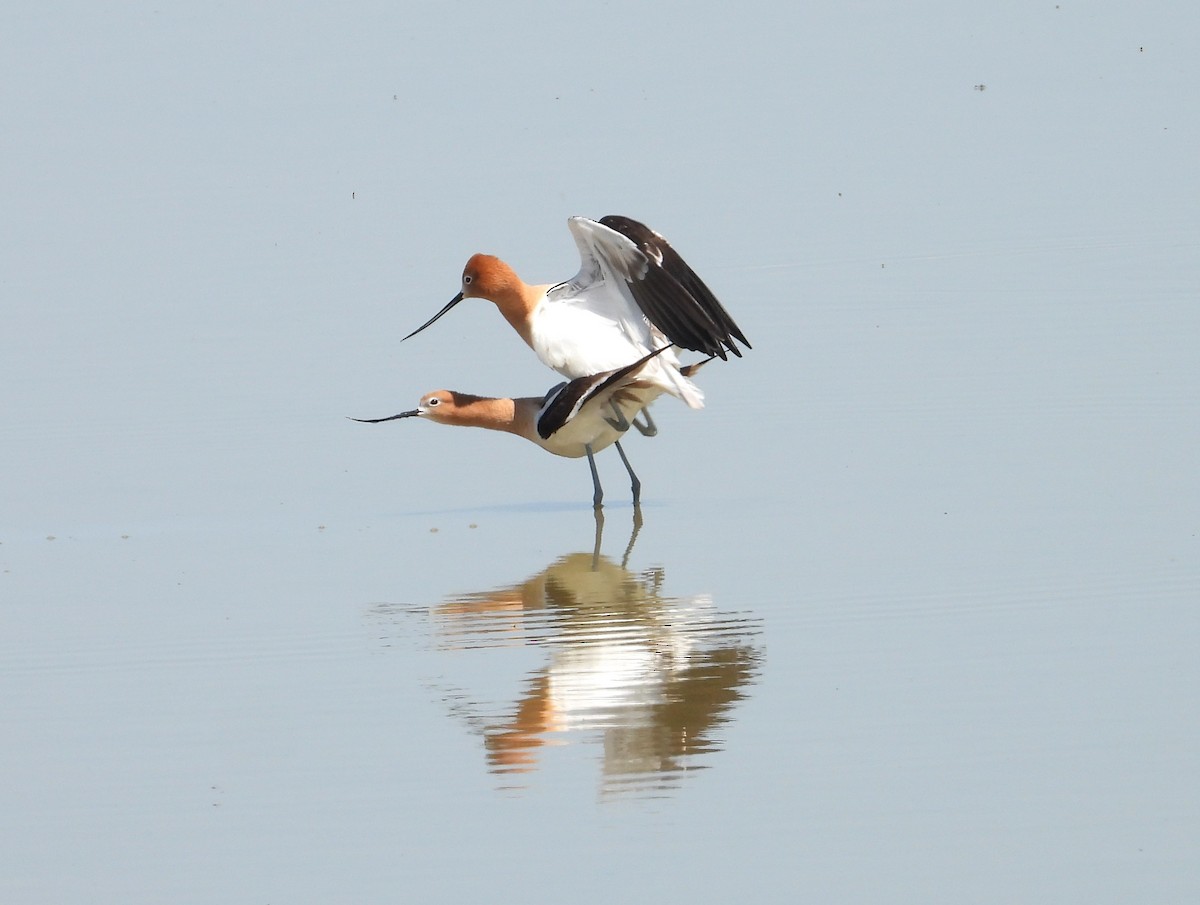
[566,216,649,283]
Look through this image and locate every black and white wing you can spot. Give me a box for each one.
[536,346,670,440]
[565,215,750,360]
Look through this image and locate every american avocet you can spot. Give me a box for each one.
[352,348,696,508]
[402,216,750,415]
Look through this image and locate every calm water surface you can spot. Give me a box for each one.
[370,512,765,797]
[3,1,1198,902]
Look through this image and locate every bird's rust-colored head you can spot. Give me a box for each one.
[402,254,541,345]
[460,254,522,302]
[350,390,516,435]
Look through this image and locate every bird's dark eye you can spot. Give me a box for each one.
[427,397,440,406]
[463,274,473,284]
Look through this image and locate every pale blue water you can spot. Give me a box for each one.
[2,2,1197,902]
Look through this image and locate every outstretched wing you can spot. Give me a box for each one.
[568,215,750,360]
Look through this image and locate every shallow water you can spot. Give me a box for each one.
[3,2,1198,902]
[368,513,765,798]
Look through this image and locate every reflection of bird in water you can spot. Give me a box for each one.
[420,513,763,795]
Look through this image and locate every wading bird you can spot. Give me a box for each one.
[402,216,750,431]
[351,347,706,508]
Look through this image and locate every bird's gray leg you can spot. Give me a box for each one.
[586,444,604,509]
[631,408,657,437]
[614,440,641,506]
[603,400,630,432]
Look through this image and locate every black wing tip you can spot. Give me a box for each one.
[599,215,753,359]
[598,214,655,241]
